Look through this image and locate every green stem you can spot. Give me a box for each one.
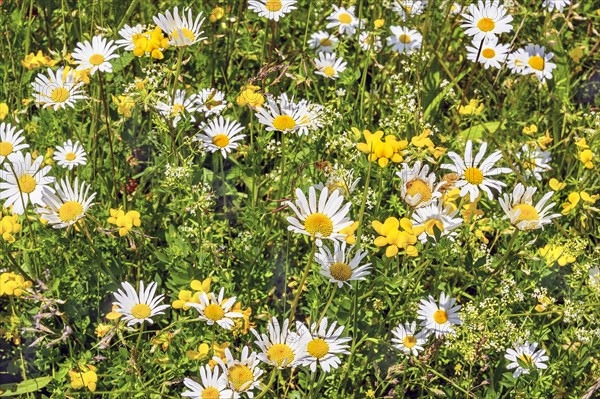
[97,72,118,205]
[254,368,278,399]
[484,230,519,285]
[288,240,316,322]
[316,285,337,327]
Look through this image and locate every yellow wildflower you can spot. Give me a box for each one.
[1,214,21,243]
[68,365,98,392]
[372,217,418,257]
[172,290,200,310]
[522,124,538,136]
[210,6,225,23]
[539,244,576,267]
[112,95,135,118]
[232,303,255,337]
[534,296,553,312]
[561,192,580,215]
[340,221,359,244]
[21,50,58,70]
[575,138,589,149]
[374,19,385,29]
[549,178,566,191]
[0,272,32,297]
[108,208,141,236]
[151,331,174,351]
[132,27,169,59]
[95,323,112,338]
[457,99,484,116]
[356,128,407,167]
[569,46,584,63]
[105,304,123,320]
[0,102,8,120]
[190,277,212,292]
[236,85,264,109]
[579,149,593,169]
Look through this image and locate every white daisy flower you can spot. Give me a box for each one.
[504,341,549,378]
[186,287,243,330]
[315,241,371,288]
[309,31,338,53]
[71,35,120,75]
[326,5,361,37]
[518,144,551,181]
[441,140,512,202]
[153,7,206,47]
[251,317,309,369]
[112,281,170,327]
[286,186,353,246]
[499,183,560,231]
[543,0,570,12]
[0,152,54,215]
[296,318,351,373]
[387,26,423,55]
[214,347,264,398]
[31,67,87,110]
[195,116,245,159]
[182,365,233,399]
[392,0,427,20]
[521,44,556,83]
[194,88,227,117]
[411,200,463,243]
[248,0,297,22]
[448,2,463,14]
[314,52,347,80]
[255,93,311,136]
[461,0,513,42]
[391,321,429,356]
[0,122,28,164]
[156,89,198,127]
[115,24,145,50]
[314,166,361,199]
[417,292,462,338]
[466,36,510,69]
[396,161,442,208]
[358,31,383,53]
[53,139,87,170]
[35,177,95,229]
[506,48,529,75]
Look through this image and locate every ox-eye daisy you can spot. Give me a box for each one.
[194,88,227,117]
[71,35,120,75]
[36,177,95,229]
[392,0,427,20]
[309,31,338,53]
[214,347,263,397]
[441,140,512,201]
[466,36,510,69]
[506,48,529,74]
[391,321,429,356]
[255,93,311,136]
[251,317,309,369]
[359,31,383,53]
[195,116,245,159]
[0,152,54,215]
[248,0,297,22]
[521,44,556,83]
[186,287,243,330]
[411,200,463,243]
[112,281,170,327]
[461,0,513,41]
[387,26,422,55]
[326,6,361,37]
[518,144,551,181]
[499,183,560,231]
[543,0,570,12]
[153,7,206,47]
[286,186,353,246]
[182,365,232,398]
[53,140,87,170]
[296,318,351,373]
[314,53,347,80]
[115,24,145,50]
[505,341,549,378]
[397,161,442,208]
[32,67,87,110]
[315,241,371,288]
[417,292,462,338]
[156,89,197,127]
[0,122,28,164]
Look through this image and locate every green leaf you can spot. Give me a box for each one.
[0,377,52,397]
[459,121,501,141]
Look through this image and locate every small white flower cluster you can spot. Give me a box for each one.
[562,298,586,324]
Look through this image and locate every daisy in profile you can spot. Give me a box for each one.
[387,26,422,55]
[499,183,559,231]
[309,31,338,53]
[115,24,145,50]
[396,161,442,208]
[153,7,206,47]
[392,0,427,20]
[251,317,309,369]
[417,292,462,338]
[255,93,311,135]
[0,152,54,215]
[31,67,87,110]
[194,88,227,117]
[248,0,297,22]
[182,365,233,398]
[315,241,371,288]
[0,122,28,164]
[543,0,570,12]
[53,139,87,170]
[186,287,243,330]
[441,140,512,201]
[326,5,361,37]
[286,186,353,246]
[466,36,510,69]
[506,48,529,75]
[518,144,551,181]
[391,321,429,356]
[411,200,463,243]
[521,44,556,83]
[195,116,245,159]
[35,177,95,228]
[156,89,197,126]
[314,53,347,80]
[214,346,263,397]
[112,281,170,327]
[71,35,120,75]
[505,341,549,378]
[358,31,383,53]
[461,0,513,41]
[296,318,351,373]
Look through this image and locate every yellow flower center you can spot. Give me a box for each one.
[212,134,230,148]
[433,309,448,324]
[307,338,329,359]
[17,175,37,194]
[272,115,297,131]
[330,262,353,281]
[338,13,352,24]
[424,219,444,236]
[204,303,225,321]
[0,141,13,157]
[518,354,533,368]
[303,213,334,237]
[65,152,77,161]
[51,87,70,103]
[172,28,195,42]
[172,104,185,116]
[131,303,152,320]
[265,0,283,12]
[267,343,295,367]
[399,34,411,44]
[322,66,336,77]
[320,38,333,46]
[464,167,484,185]
[528,56,544,71]
[513,203,539,223]
[402,335,417,349]
[477,17,495,32]
[202,387,220,399]
[228,364,254,392]
[405,179,432,205]
[481,48,495,59]
[58,201,84,222]
[89,54,105,66]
